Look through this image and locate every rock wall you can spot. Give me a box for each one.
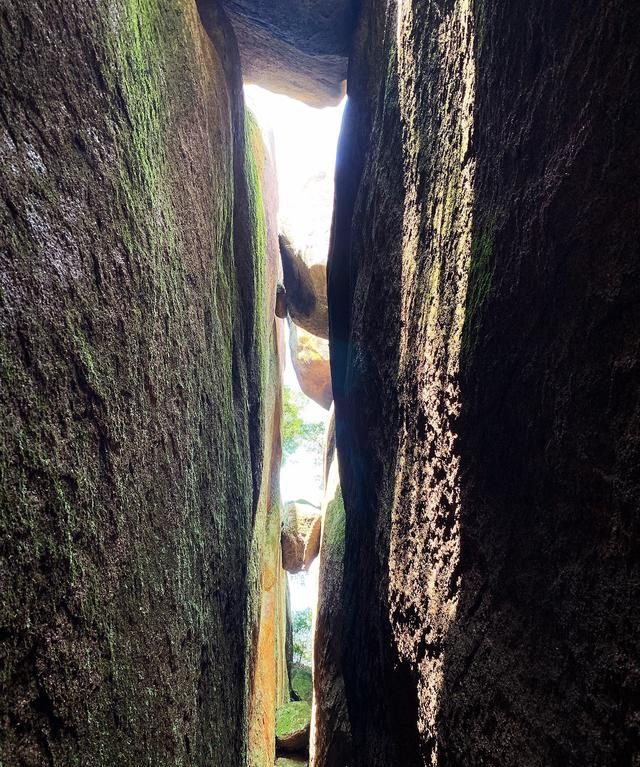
[310,417,352,767]
[328,1,640,765]
[245,112,290,767]
[0,0,280,764]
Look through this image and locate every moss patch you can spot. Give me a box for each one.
[276,701,312,738]
[0,0,260,764]
[291,664,313,703]
[462,223,495,361]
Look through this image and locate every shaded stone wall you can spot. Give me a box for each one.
[0,0,278,764]
[311,416,352,767]
[328,1,640,765]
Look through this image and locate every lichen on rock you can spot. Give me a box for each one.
[276,701,312,753]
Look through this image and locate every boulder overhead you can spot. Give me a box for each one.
[221,0,355,107]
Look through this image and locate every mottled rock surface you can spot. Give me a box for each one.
[275,757,308,767]
[281,501,322,573]
[280,235,329,340]
[0,0,277,764]
[276,701,312,753]
[291,663,313,703]
[221,0,355,106]
[289,324,332,410]
[310,433,352,767]
[246,116,289,767]
[329,1,640,765]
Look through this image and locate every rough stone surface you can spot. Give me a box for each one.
[279,235,329,340]
[0,0,276,764]
[276,701,312,754]
[310,435,352,767]
[275,757,308,767]
[246,116,289,767]
[289,324,332,410]
[221,0,355,106]
[281,501,322,574]
[328,1,640,765]
[291,664,313,704]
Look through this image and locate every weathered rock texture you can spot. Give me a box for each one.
[310,426,352,767]
[280,235,329,340]
[0,0,280,764]
[245,116,290,767]
[289,324,332,410]
[291,663,313,703]
[275,757,308,767]
[329,1,640,765]
[281,501,322,574]
[276,700,312,754]
[221,0,355,106]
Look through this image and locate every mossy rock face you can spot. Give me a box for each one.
[0,0,269,764]
[275,701,311,753]
[275,758,308,767]
[291,664,313,703]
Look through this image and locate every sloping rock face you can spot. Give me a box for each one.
[221,0,355,106]
[310,421,352,767]
[0,1,278,764]
[329,1,640,765]
[245,116,290,767]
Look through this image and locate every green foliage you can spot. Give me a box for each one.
[292,607,313,665]
[281,387,324,460]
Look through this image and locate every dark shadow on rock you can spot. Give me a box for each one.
[328,4,423,764]
[437,1,640,764]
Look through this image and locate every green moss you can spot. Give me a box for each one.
[244,108,268,392]
[1,1,270,762]
[462,223,495,361]
[475,0,488,53]
[291,664,313,703]
[383,38,399,110]
[324,485,345,557]
[275,701,312,738]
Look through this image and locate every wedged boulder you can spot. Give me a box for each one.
[289,324,332,410]
[303,513,322,570]
[291,663,313,703]
[281,501,322,573]
[279,234,328,339]
[221,0,355,107]
[276,701,312,753]
[281,502,305,571]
